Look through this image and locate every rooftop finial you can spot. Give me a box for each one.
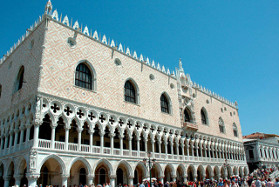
[179,58,183,71]
[45,0,53,14]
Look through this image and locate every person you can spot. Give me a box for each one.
[255,178,262,187]
[218,179,224,187]
[274,178,279,187]
[266,178,274,187]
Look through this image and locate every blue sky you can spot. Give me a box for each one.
[0,0,278,135]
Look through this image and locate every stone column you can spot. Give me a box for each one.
[208,145,211,158]
[170,141,174,156]
[14,175,23,187]
[65,127,69,151]
[172,175,177,182]
[181,143,185,160]
[158,140,162,155]
[78,128,82,151]
[165,140,168,157]
[62,174,69,187]
[129,136,132,156]
[25,127,30,142]
[4,135,8,149]
[100,131,104,153]
[128,176,134,186]
[89,131,94,153]
[27,173,40,187]
[119,135,123,156]
[151,138,155,157]
[144,139,148,153]
[137,137,140,157]
[110,133,115,155]
[3,176,10,187]
[88,174,94,185]
[33,124,39,148]
[176,142,179,156]
[51,126,56,149]
[159,177,164,185]
[183,175,187,183]
[9,133,13,151]
[193,174,197,181]
[110,175,116,187]
[19,129,24,145]
[191,143,194,156]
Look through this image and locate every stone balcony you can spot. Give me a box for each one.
[183,122,198,131]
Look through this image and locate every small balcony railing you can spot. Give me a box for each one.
[183,122,198,131]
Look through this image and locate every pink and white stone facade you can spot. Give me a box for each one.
[0,2,248,187]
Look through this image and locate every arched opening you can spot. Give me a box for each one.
[213,167,219,180]
[14,66,24,92]
[104,126,110,148]
[38,158,63,186]
[116,162,131,187]
[0,163,4,187]
[75,62,93,90]
[18,159,28,187]
[55,117,65,142]
[227,166,233,178]
[164,165,173,182]
[233,167,238,176]
[29,125,34,140]
[134,163,146,185]
[218,118,225,133]
[124,80,138,104]
[69,120,79,144]
[176,165,184,183]
[197,165,204,181]
[132,131,137,151]
[7,162,16,186]
[167,138,172,154]
[151,163,161,180]
[81,122,90,145]
[160,93,170,114]
[161,138,166,154]
[39,114,52,140]
[221,167,226,179]
[93,124,101,146]
[187,165,195,182]
[147,134,152,153]
[94,162,111,185]
[69,160,89,186]
[114,128,120,149]
[184,108,192,122]
[201,108,208,125]
[154,136,159,153]
[123,129,129,150]
[205,166,212,180]
[233,123,238,137]
[140,133,145,152]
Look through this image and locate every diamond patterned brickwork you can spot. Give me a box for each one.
[39,20,181,127]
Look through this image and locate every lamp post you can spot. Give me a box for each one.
[143,151,156,186]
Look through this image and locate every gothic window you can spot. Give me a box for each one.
[233,123,238,137]
[184,108,192,122]
[14,66,24,92]
[124,80,136,103]
[75,63,93,90]
[160,93,170,114]
[201,108,208,125]
[218,117,225,133]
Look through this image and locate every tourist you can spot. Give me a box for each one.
[274,178,279,187]
[255,177,262,187]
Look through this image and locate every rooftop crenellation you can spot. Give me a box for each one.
[0,0,238,109]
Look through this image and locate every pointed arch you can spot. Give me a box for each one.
[75,60,96,91]
[37,154,66,175]
[92,159,113,176]
[160,92,172,114]
[200,107,209,125]
[67,157,92,175]
[184,107,193,123]
[14,66,24,93]
[124,78,140,104]
[218,117,225,133]
[233,123,238,137]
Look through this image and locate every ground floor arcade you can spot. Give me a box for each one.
[0,153,249,187]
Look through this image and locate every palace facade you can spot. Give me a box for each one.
[0,1,248,187]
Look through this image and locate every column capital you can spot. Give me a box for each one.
[128,175,134,179]
[119,134,124,139]
[88,174,94,179]
[14,174,23,180]
[26,173,40,180]
[109,133,115,138]
[110,174,117,179]
[61,174,70,179]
